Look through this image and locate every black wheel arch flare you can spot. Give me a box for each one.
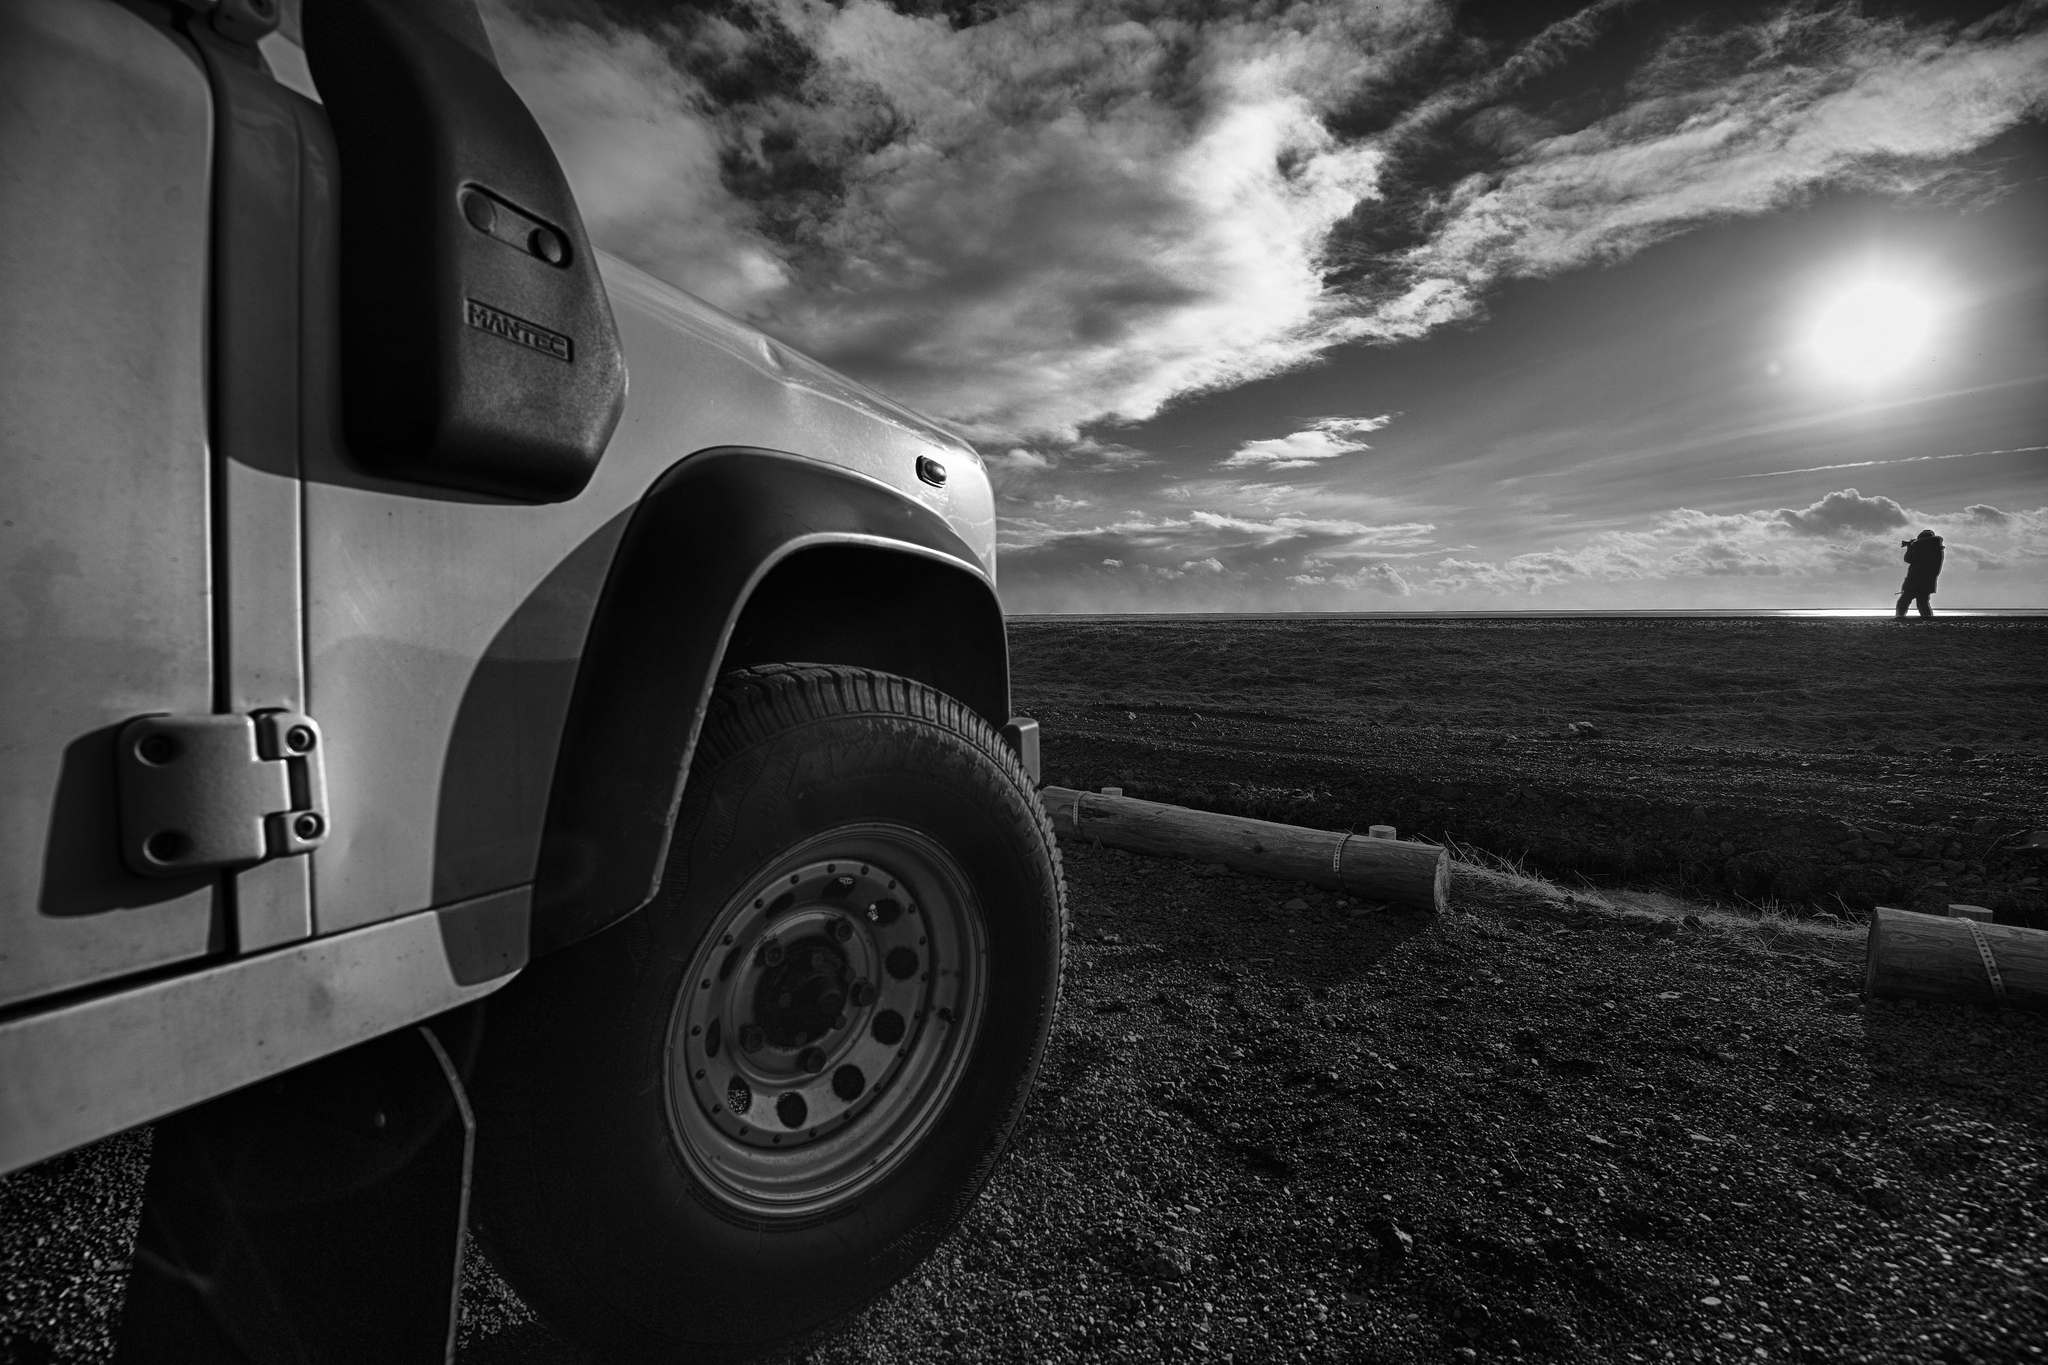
[532,447,1010,955]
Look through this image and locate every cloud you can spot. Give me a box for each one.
[1772,487,1911,537]
[1420,491,2048,596]
[994,483,2048,608]
[996,476,1441,606]
[1221,414,1394,469]
[1964,502,2014,526]
[1287,563,1415,595]
[1948,543,2012,569]
[1368,8,2048,315]
[1185,508,1433,547]
[490,0,2048,444]
[490,0,1427,439]
[1735,440,2048,479]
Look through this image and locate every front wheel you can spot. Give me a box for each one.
[470,665,1065,1361]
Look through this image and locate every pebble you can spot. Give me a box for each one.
[1283,898,1309,911]
[1364,1216,1413,1259]
[1138,1249,1189,1280]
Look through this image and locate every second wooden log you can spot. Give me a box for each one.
[1040,787,1448,914]
[1864,906,2048,1011]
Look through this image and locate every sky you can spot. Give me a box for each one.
[485,0,2048,611]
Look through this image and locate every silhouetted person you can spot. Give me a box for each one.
[1895,528,1943,619]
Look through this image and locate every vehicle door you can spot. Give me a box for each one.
[0,0,319,1010]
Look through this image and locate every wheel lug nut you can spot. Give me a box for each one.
[831,918,853,943]
[759,941,784,967]
[850,980,877,1007]
[799,1046,827,1074]
[739,1024,765,1053]
[833,1013,848,1030]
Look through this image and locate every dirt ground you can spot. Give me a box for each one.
[5,617,2047,1364]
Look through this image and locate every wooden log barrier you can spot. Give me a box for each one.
[1040,787,1448,914]
[1864,906,2048,1011]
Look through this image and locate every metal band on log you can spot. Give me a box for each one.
[1863,906,2048,1011]
[1041,787,1448,914]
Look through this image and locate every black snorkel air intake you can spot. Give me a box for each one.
[304,0,626,502]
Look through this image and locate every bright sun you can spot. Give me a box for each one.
[1812,282,1932,381]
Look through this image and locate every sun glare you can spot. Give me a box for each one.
[1811,281,1931,381]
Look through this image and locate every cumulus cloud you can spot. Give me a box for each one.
[490,0,2048,443]
[1221,414,1394,469]
[1287,563,1414,595]
[1772,487,1911,537]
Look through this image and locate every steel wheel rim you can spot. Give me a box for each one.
[663,823,988,1219]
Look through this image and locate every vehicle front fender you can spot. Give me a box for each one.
[532,447,1007,954]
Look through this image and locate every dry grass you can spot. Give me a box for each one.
[1444,840,1869,968]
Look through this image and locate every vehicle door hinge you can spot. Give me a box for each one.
[117,711,330,878]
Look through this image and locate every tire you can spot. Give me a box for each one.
[470,664,1066,1361]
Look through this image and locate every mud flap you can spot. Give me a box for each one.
[113,1020,476,1364]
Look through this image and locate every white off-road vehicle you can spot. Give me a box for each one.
[0,1,1063,1359]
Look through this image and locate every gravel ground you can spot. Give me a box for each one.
[733,849,2048,1365]
[0,1131,147,1364]
[11,849,2046,1364]
[1011,618,2048,926]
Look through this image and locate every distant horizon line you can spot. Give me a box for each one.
[1007,607,2048,620]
